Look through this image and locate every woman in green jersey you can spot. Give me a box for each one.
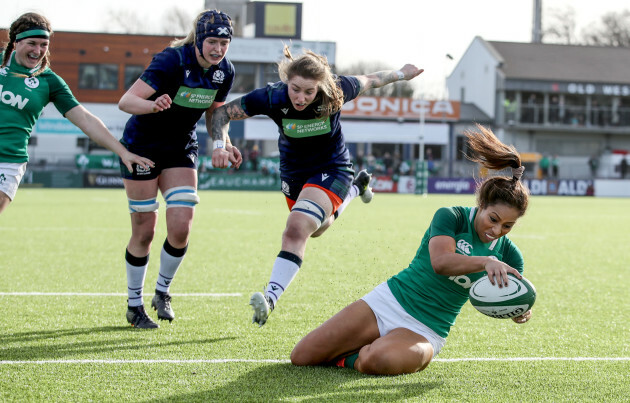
[291,124,532,375]
[0,12,153,214]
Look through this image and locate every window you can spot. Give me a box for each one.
[262,63,279,86]
[232,62,256,93]
[124,65,144,90]
[78,64,119,90]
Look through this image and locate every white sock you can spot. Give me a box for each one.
[156,240,187,294]
[335,184,359,219]
[126,250,149,307]
[265,251,303,306]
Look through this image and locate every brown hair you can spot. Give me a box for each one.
[465,124,529,216]
[278,45,343,118]
[2,12,52,77]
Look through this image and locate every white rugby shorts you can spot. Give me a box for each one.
[361,282,446,357]
[0,162,27,200]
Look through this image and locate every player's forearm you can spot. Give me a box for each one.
[431,253,492,276]
[210,105,232,142]
[210,98,249,141]
[118,93,156,115]
[359,70,403,93]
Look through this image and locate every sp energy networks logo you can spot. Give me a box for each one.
[281,118,331,138]
[173,86,218,109]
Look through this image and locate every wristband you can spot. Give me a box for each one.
[213,140,225,150]
[396,70,405,81]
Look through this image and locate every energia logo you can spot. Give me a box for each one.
[0,85,29,110]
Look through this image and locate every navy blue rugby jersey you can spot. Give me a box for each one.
[122,44,234,151]
[241,75,360,176]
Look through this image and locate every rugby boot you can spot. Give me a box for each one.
[250,291,274,327]
[151,291,175,322]
[353,169,374,203]
[126,304,159,329]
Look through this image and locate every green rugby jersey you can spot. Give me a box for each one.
[0,51,79,162]
[387,206,524,338]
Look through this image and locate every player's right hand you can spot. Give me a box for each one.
[483,257,521,288]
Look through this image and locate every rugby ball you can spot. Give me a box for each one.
[469,274,536,319]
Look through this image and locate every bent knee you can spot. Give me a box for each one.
[358,348,430,375]
[290,346,315,366]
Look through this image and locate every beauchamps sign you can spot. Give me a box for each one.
[341,96,460,121]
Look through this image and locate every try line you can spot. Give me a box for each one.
[0,292,241,297]
[1,357,629,365]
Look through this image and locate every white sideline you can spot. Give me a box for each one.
[1,357,629,365]
[0,292,241,297]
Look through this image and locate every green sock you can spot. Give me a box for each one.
[344,353,359,369]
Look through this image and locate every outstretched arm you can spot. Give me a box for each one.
[210,97,252,169]
[65,105,154,173]
[355,64,424,95]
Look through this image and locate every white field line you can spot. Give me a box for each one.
[0,292,241,297]
[1,357,629,365]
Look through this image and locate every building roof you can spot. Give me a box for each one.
[487,40,630,84]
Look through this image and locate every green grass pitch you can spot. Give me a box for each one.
[1,189,628,401]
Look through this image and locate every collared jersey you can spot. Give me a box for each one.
[240,76,360,176]
[0,52,79,163]
[122,44,234,152]
[387,206,524,338]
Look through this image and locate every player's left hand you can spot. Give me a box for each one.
[512,309,532,324]
[212,147,231,169]
[120,151,155,173]
[227,144,243,169]
[398,64,424,81]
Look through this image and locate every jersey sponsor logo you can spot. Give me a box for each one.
[448,275,473,289]
[281,108,289,115]
[0,67,7,76]
[173,86,218,109]
[281,180,290,196]
[321,173,329,181]
[456,239,472,255]
[185,69,191,78]
[281,118,331,138]
[212,70,225,84]
[24,77,39,89]
[0,84,29,110]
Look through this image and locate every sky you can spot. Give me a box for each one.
[2,0,627,97]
